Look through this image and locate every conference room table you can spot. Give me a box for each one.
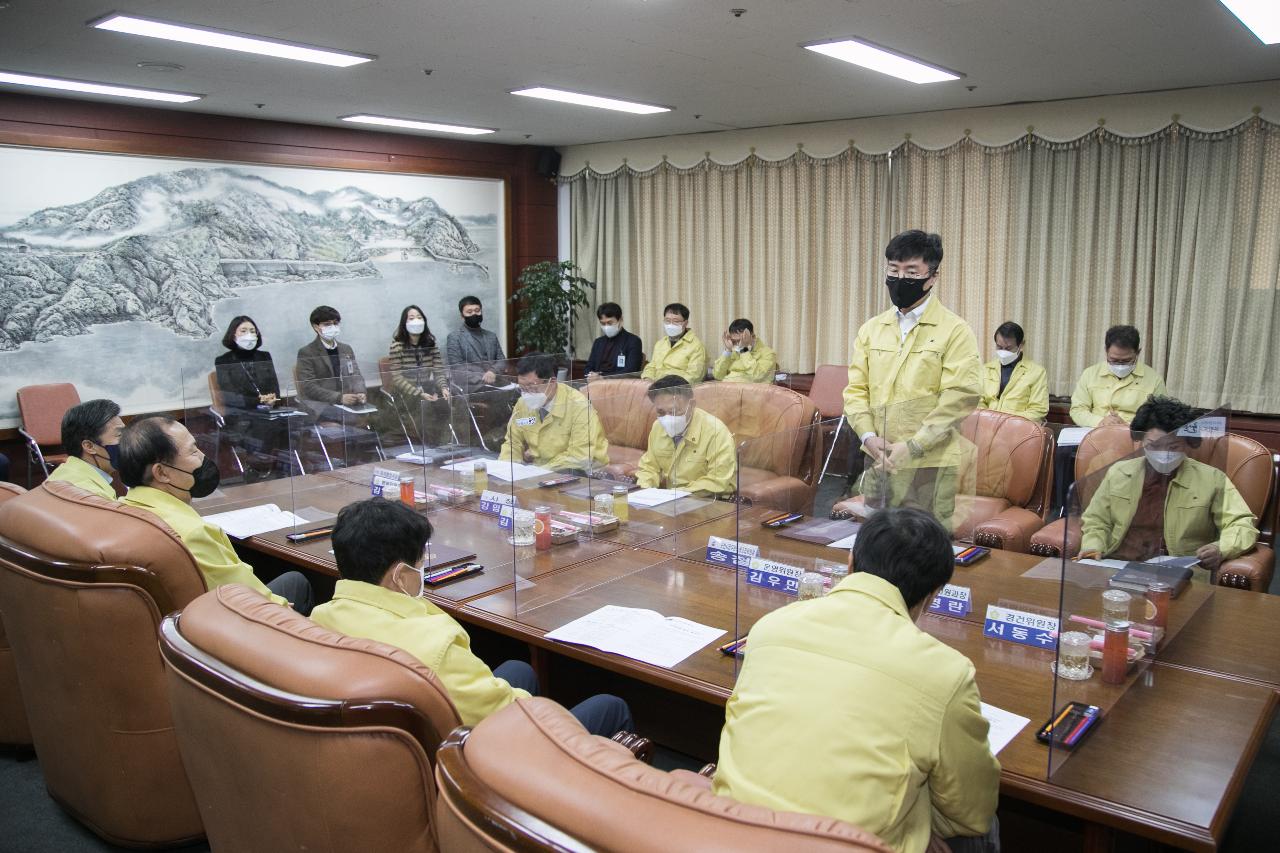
[194,461,1280,852]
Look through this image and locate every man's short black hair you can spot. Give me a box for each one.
[1130,395,1201,445]
[1104,324,1141,352]
[994,321,1024,346]
[647,375,693,401]
[728,318,754,335]
[310,305,340,326]
[851,507,954,609]
[885,230,943,274]
[61,399,121,459]
[221,315,262,351]
[118,415,178,488]
[458,295,483,314]
[516,352,556,380]
[332,499,433,585]
[596,302,623,321]
[662,303,690,321]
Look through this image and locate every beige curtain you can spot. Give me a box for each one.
[567,118,1280,412]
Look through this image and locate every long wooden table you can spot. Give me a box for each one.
[194,465,1280,852]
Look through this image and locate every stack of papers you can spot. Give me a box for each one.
[826,533,858,550]
[1056,427,1093,447]
[202,504,308,539]
[627,488,691,508]
[546,605,725,668]
[335,403,377,414]
[443,459,551,482]
[980,702,1029,755]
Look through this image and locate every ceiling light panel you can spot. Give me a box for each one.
[0,70,202,102]
[1219,1,1280,44]
[803,38,960,84]
[340,114,495,135]
[511,86,670,114]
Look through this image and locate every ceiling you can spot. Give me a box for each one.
[0,0,1277,148]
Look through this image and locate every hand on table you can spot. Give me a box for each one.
[1196,543,1223,571]
[482,370,497,385]
[1077,549,1102,561]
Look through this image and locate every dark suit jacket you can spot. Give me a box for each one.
[295,338,367,417]
[584,329,644,376]
[214,349,281,411]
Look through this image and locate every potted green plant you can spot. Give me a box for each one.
[508,260,596,356]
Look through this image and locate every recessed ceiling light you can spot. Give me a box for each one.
[803,38,961,84]
[340,114,496,135]
[136,61,184,73]
[0,69,203,102]
[89,13,375,67]
[510,86,670,114]
[1219,1,1280,44]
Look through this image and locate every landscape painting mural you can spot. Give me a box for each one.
[0,145,505,426]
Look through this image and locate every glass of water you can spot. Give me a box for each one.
[1055,631,1094,680]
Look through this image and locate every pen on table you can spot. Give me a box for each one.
[1046,704,1074,735]
[1069,615,1153,641]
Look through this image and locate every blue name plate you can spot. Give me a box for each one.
[479,490,516,515]
[370,466,402,498]
[498,505,515,530]
[706,535,759,569]
[982,605,1058,649]
[928,584,972,617]
[746,557,803,595]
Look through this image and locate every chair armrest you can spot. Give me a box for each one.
[669,768,714,790]
[16,428,47,470]
[610,731,654,764]
[698,762,717,778]
[973,508,1044,552]
[1218,545,1274,592]
[1029,516,1082,558]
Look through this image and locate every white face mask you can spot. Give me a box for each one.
[658,411,690,438]
[996,349,1019,366]
[406,319,426,335]
[664,323,684,338]
[235,334,258,351]
[395,561,425,598]
[1145,448,1185,475]
[521,381,549,411]
[601,323,621,338]
[1109,362,1135,379]
[320,324,341,341]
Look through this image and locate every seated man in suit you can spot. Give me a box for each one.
[445,295,507,394]
[641,302,707,384]
[1069,324,1165,427]
[978,321,1048,422]
[311,498,633,734]
[44,398,124,500]
[118,416,314,614]
[635,375,736,497]
[295,305,371,421]
[712,318,778,384]
[713,507,1001,853]
[1078,396,1257,576]
[584,302,644,379]
[499,353,609,473]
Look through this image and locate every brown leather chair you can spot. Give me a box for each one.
[1027,428,1276,590]
[0,479,206,847]
[953,409,1054,550]
[435,696,893,853]
[160,584,462,853]
[694,382,823,512]
[0,482,31,748]
[584,377,656,475]
[16,381,81,483]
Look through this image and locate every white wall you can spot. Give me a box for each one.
[558,79,1280,174]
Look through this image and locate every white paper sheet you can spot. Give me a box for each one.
[1055,426,1093,447]
[980,702,1030,756]
[626,488,691,508]
[443,459,551,482]
[545,605,726,668]
[202,504,308,539]
[335,403,377,414]
[1078,558,1129,570]
[826,533,858,549]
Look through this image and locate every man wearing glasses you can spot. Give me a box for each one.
[839,230,981,529]
[498,352,609,473]
[1069,324,1166,427]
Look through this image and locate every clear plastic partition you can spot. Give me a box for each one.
[1046,408,1229,782]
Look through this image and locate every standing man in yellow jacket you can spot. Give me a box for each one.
[499,353,609,473]
[43,398,125,500]
[841,230,981,527]
[641,302,707,384]
[635,376,737,497]
[1069,324,1165,427]
[979,321,1049,422]
[713,318,778,383]
[714,507,1001,853]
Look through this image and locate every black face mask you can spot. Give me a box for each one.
[464,314,483,329]
[105,443,121,471]
[885,275,931,310]
[163,458,221,499]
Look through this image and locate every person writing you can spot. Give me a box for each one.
[584,302,643,379]
[1078,396,1257,577]
[978,321,1048,422]
[713,507,1001,853]
[712,318,778,383]
[44,399,125,500]
[634,375,736,497]
[1069,325,1165,427]
[499,353,609,473]
[641,303,707,384]
[388,305,452,444]
[310,497,633,734]
[118,416,314,613]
